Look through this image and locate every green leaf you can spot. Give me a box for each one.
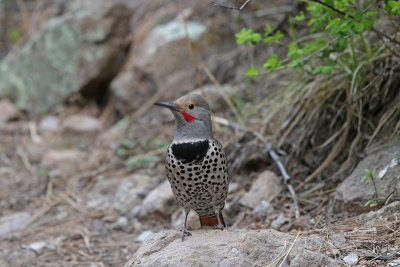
[365,169,375,176]
[364,200,376,207]
[117,148,129,157]
[312,65,332,75]
[246,66,261,79]
[352,22,364,34]
[265,24,273,36]
[38,168,48,177]
[264,30,283,44]
[361,175,369,183]
[288,58,303,68]
[8,29,21,43]
[122,139,135,149]
[368,189,376,195]
[295,11,305,21]
[235,29,261,45]
[304,39,326,55]
[263,54,282,72]
[385,0,400,15]
[287,43,304,60]
[118,116,129,129]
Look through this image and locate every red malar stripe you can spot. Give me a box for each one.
[181,110,195,122]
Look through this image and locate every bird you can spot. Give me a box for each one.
[154,94,229,241]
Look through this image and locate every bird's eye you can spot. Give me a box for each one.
[188,104,194,109]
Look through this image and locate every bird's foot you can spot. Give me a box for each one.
[180,225,192,241]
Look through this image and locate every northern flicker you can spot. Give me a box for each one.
[154,94,229,241]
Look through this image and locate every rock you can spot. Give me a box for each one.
[335,140,400,212]
[111,16,207,113]
[343,253,358,265]
[0,3,132,114]
[388,258,400,266]
[239,170,282,208]
[110,2,237,114]
[86,174,157,212]
[191,84,233,112]
[290,249,341,267]
[126,229,342,267]
[39,116,60,131]
[228,182,239,193]
[170,209,201,231]
[22,241,48,254]
[62,115,102,133]
[360,201,400,222]
[96,121,125,150]
[22,141,48,164]
[7,249,36,264]
[253,200,273,218]
[113,174,157,213]
[271,214,290,229]
[0,212,31,236]
[136,230,154,242]
[41,149,86,175]
[137,180,175,220]
[0,98,20,122]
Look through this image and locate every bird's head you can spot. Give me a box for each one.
[154,94,212,141]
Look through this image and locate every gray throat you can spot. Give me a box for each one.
[173,117,213,142]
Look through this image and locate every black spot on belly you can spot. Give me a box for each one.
[171,140,209,164]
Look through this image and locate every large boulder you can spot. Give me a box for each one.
[110,2,238,114]
[0,2,132,114]
[335,140,400,212]
[125,229,342,267]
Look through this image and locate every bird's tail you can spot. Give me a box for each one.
[199,213,226,227]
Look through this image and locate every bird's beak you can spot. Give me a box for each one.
[154,101,182,111]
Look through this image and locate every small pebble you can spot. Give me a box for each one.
[136,230,154,242]
[343,253,358,265]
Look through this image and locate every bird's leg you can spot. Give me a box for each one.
[180,208,191,241]
[214,210,225,230]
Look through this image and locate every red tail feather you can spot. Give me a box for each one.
[199,213,226,227]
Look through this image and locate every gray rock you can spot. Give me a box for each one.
[191,84,233,112]
[290,249,341,267]
[110,2,236,114]
[253,200,273,218]
[86,174,156,212]
[343,253,358,265]
[41,149,86,175]
[39,116,59,131]
[0,3,132,114]
[111,16,207,114]
[388,258,400,266]
[138,180,175,220]
[22,141,48,164]
[62,115,102,133]
[136,230,154,242]
[271,214,290,229]
[22,241,52,254]
[170,209,201,231]
[335,140,400,212]
[125,229,341,267]
[0,99,20,122]
[0,212,31,236]
[113,174,157,213]
[239,170,282,208]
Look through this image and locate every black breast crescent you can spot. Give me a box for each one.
[171,140,209,164]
